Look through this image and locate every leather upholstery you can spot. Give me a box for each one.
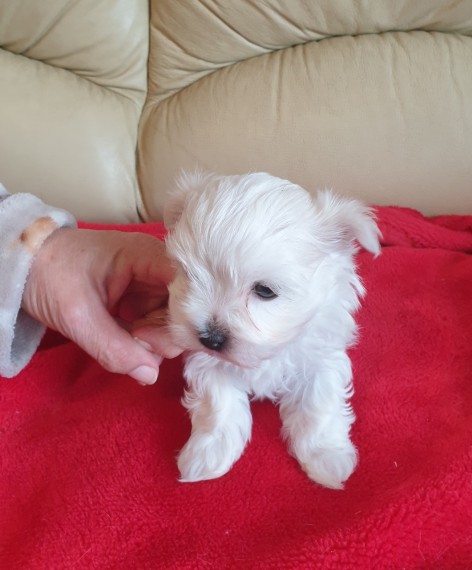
[1,0,471,221]
[0,0,148,222]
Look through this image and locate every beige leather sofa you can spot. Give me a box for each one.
[1,0,471,223]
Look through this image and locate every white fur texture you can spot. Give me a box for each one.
[165,171,380,489]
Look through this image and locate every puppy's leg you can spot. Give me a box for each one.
[279,351,357,489]
[178,361,252,482]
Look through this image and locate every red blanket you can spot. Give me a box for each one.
[1,207,471,569]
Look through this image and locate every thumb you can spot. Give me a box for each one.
[67,300,163,385]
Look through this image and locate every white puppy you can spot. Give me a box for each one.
[164,171,380,489]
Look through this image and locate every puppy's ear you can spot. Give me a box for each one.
[164,170,209,229]
[313,190,381,255]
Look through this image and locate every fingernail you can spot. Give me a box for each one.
[134,337,153,351]
[129,365,158,385]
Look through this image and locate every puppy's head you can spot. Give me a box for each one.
[164,171,380,367]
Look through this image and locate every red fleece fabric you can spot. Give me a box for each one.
[1,207,471,569]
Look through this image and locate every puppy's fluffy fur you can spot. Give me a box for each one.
[165,171,380,489]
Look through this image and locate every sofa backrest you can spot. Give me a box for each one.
[1,0,471,221]
[0,0,148,222]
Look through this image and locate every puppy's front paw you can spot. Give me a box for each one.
[297,441,358,490]
[177,431,243,483]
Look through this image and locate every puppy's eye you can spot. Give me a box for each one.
[253,283,278,300]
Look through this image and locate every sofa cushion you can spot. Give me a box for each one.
[139,0,472,220]
[0,0,149,222]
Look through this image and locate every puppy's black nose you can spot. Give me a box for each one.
[198,324,227,352]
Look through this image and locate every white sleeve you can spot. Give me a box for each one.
[0,183,76,378]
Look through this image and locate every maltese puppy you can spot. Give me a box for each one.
[164,171,380,489]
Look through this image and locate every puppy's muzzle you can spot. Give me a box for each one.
[198,322,228,352]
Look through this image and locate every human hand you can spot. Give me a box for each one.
[22,228,183,385]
